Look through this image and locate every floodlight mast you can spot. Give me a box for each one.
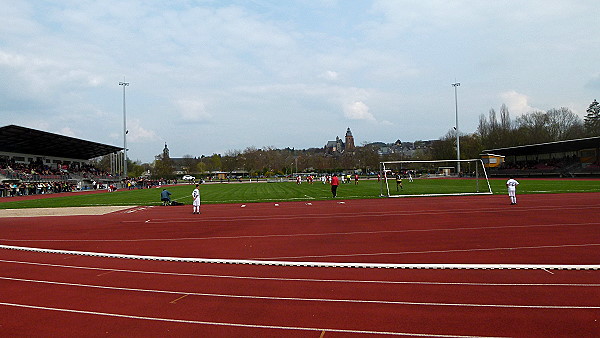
[119,80,129,178]
[452,82,461,174]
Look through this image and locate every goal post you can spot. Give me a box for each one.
[379,159,493,197]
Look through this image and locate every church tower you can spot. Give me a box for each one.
[345,127,355,151]
[162,143,170,159]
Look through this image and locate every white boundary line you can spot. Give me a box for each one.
[0,302,506,337]
[117,204,600,224]
[1,245,598,270]
[385,192,493,198]
[262,243,600,260]
[2,221,599,242]
[3,276,598,309]
[1,259,598,286]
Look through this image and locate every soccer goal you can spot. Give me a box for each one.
[379,159,493,197]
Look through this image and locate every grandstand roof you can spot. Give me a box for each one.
[0,125,122,160]
[482,136,600,156]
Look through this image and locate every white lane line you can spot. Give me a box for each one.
[1,276,598,309]
[118,204,600,223]
[261,243,600,260]
[3,222,599,242]
[1,259,598,287]
[0,302,506,337]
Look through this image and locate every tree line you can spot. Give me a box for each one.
[94,100,600,178]
[431,100,599,160]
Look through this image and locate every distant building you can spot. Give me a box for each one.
[161,143,169,159]
[325,128,355,154]
[345,128,355,151]
[155,143,198,174]
[154,143,170,162]
[365,139,434,157]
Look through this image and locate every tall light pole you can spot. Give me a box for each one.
[119,80,129,178]
[452,82,461,174]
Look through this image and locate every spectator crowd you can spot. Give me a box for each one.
[0,181,76,198]
[0,158,117,198]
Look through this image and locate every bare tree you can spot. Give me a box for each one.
[515,111,551,144]
[546,107,584,141]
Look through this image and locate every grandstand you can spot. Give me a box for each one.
[482,136,600,177]
[0,125,123,196]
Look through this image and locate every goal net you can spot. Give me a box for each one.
[379,159,492,197]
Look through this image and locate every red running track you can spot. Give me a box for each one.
[0,193,599,337]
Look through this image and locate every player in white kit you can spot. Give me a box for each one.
[192,184,201,214]
[506,176,519,205]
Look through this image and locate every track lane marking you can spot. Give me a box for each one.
[3,221,599,242]
[1,276,598,309]
[0,302,506,337]
[1,259,598,287]
[117,204,600,223]
[261,243,600,260]
[169,294,189,304]
[96,271,115,277]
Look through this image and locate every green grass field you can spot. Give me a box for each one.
[0,177,598,209]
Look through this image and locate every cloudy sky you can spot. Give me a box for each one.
[2,1,600,162]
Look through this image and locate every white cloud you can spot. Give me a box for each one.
[319,70,339,81]
[3,1,600,162]
[499,90,536,115]
[344,101,376,121]
[0,50,105,106]
[121,118,158,143]
[175,99,212,123]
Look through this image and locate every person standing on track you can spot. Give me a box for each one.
[506,176,519,205]
[331,174,339,198]
[192,184,201,214]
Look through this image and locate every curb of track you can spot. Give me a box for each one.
[1,245,598,270]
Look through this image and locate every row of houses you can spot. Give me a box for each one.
[367,140,434,156]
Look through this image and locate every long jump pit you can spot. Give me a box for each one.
[0,206,135,218]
